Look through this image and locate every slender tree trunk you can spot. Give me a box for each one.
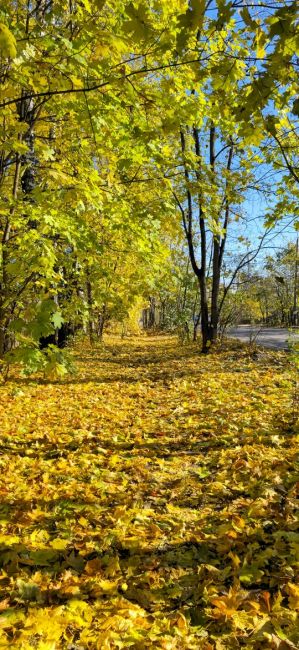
[0,151,22,357]
[86,269,94,345]
[160,299,165,328]
[293,235,298,326]
[148,297,156,328]
[192,289,200,341]
[211,241,220,342]
[181,259,189,313]
[193,317,200,342]
[199,274,211,352]
[208,124,219,345]
[97,304,106,340]
[180,128,211,353]
[142,309,148,329]
[210,140,233,343]
[0,56,41,357]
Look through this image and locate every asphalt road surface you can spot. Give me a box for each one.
[228,326,299,351]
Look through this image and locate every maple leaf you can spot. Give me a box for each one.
[286,583,299,610]
[210,585,248,620]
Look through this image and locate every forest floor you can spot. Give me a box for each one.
[0,336,298,650]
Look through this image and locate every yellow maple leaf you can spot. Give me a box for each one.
[211,586,247,619]
[49,538,69,550]
[286,582,299,610]
[0,24,17,58]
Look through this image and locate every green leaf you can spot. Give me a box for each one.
[52,311,64,329]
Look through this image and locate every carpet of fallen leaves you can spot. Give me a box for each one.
[0,335,298,650]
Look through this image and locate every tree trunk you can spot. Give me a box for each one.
[148,297,156,328]
[0,151,22,357]
[86,271,94,345]
[293,235,298,326]
[97,305,106,340]
[0,312,7,358]
[199,273,211,353]
[192,291,201,342]
[211,240,221,343]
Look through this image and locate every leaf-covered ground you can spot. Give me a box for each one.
[0,336,298,649]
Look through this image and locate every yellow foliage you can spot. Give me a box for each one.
[0,336,296,648]
[0,23,16,58]
[286,583,299,610]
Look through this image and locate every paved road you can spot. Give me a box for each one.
[227,326,299,351]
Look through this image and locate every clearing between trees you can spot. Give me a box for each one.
[0,336,298,649]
